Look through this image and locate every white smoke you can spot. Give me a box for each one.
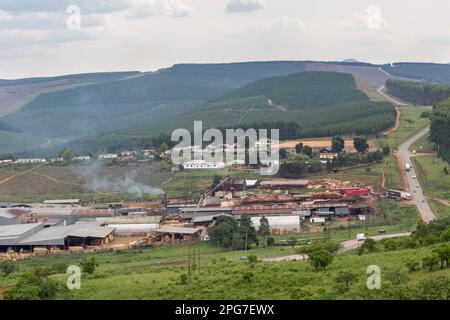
[87,175,165,196]
[71,161,165,197]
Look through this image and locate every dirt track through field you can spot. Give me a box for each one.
[32,172,82,186]
[382,106,401,136]
[0,165,44,185]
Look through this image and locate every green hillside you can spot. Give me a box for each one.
[1,62,307,139]
[0,131,54,155]
[0,71,141,87]
[119,72,396,138]
[382,63,450,83]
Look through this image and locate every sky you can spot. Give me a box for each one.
[0,0,450,79]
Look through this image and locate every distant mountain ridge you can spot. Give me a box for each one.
[2,60,450,156]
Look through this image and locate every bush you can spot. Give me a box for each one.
[4,269,69,300]
[247,255,258,264]
[335,271,358,293]
[422,255,440,272]
[266,237,275,247]
[179,274,188,285]
[405,260,420,272]
[308,250,334,272]
[417,275,449,300]
[81,257,99,274]
[0,260,18,277]
[385,268,409,286]
[241,272,254,284]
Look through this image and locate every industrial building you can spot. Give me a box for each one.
[43,199,80,205]
[155,226,202,243]
[0,222,115,252]
[0,223,44,249]
[0,208,28,225]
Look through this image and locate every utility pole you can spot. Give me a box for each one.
[245,232,248,251]
[188,244,191,276]
[197,242,200,275]
[348,217,351,240]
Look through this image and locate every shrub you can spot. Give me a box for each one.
[405,260,420,272]
[308,250,334,272]
[81,257,99,274]
[0,260,18,277]
[422,255,440,272]
[179,274,188,285]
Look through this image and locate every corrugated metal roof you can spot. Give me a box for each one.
[0,223,43,238]
[18,223,115,246]
[96,216,162,224]
[260,179,310,186]
[71,209,113,216]
[0,211,16,219]
[156,227,201,234]
[43,199,80,204]
[192,213,232,223]
[0,223,45,246]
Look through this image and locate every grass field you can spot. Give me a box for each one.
[383,106,430,150]
[410,134,436,154]
[0,239,446,300]
[428,199,450,219]
[412,155,450,201]
[310,154,402,192]
[271,199,419,244]
[0,162,170,203]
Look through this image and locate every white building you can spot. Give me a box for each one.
[320,152,338,160]
[0,159,13,166]
[182,160,225,170]
[119,151,137,157]
[72,156,91,161]
[14,158,47,164]
[98,154,118,160]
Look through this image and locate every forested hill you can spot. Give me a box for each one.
[430,97,450,163]
[1,61,307,139]
[0,71,141,87]
[381,63,450,83]
[118,71,396,139]
[386,80,450,105]
[212,72,368,109]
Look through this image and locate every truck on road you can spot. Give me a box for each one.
[405,163,411,172]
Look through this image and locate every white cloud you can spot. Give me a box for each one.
[0,10,104,30]
[0,0,131,15]
[226,0,265,13]
[356,5,387,31]
[127,0,193,18]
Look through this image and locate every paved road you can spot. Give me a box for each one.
[398,127,436,222]
[261,232,411,262]
[377,84,436,222]
[338,232,411,253]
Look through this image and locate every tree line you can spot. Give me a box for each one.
[386,80,450,106]
[430,97,450,164]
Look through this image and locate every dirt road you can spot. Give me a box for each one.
[261,232,411,262]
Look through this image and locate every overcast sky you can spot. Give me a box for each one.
[1,0,450,79]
